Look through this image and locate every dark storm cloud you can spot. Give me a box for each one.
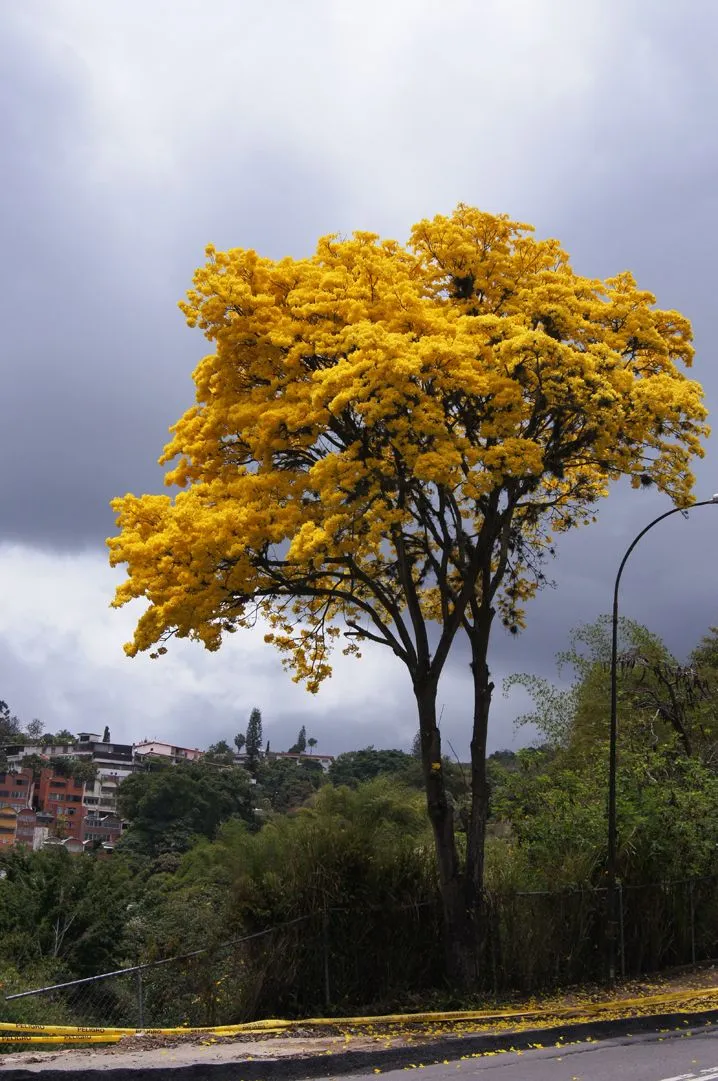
[0,16,178,545]
[1,0,717,752]
[0,12,344,548]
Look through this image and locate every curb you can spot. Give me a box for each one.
[3,1009,718,1079]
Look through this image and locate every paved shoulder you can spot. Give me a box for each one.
[2,1026,718,1079]
[342,1028,718,1081]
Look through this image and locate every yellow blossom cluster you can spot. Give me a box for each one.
[108,205,707,685]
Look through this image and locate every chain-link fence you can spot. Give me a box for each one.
[3,902,442,1028]
[7,878,718,1027]
[485,874,718,994]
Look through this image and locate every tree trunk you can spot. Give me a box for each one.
[415,677,475,986]
[464,613,495,971]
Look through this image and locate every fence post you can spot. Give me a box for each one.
[322,909,331,1009]
[618,883,626,980]
[689,879,696,966]
[136,969,145,1029]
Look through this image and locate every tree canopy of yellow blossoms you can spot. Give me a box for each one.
[108,205,708,691]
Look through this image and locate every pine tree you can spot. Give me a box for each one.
[245,708,263,771]
[289,725,307,754]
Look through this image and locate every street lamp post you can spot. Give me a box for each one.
[606,496,718,984]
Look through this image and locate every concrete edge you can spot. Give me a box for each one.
[3,1009,718,1079]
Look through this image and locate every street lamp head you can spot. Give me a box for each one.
[712,494,718,503]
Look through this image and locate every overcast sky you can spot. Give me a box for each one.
[1,0,717,757]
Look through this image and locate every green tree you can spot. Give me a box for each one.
[20,753,46,774]
[205,739,235,764]
[0,701,22,745]
[288,725,307,754]
[102,726,111,743]
[328,747,419,788]
[52,730,77,746]
[26,718,44,742]
[48,756,98,786]
[491,739,718,889]
[0,846,135,978]
[117,761,256,858]
[130,778,438,1018]
[256,757,324,814]
[234,732,246,754]
[177,778,435,927]
[497,619,718,890]
[508,616,718,764]
[245,708,263,773]
[307,737,317,754]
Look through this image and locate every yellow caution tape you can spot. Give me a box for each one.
[3,983,718,1041]
[0,1034,123,1044]
[0,1022,138,1034]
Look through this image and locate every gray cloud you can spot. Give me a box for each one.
[0,0,717,753]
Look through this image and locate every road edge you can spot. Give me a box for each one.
[3,1009,718,1079]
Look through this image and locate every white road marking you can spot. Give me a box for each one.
[659,1072,718,1081]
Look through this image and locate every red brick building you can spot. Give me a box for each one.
[0,768,34,812]
[37,768,86,841]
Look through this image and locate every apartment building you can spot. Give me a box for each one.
[133,741,203,765]
[82,774,124,815]
[0,732,193,853]
[74,734,134,776]
[37,768,86,842]
[16,808,50,850]
[82,812,123,847]
[0,767,34,812]
[3,735,134,817]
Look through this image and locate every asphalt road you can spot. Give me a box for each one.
[345,1026,718,1081]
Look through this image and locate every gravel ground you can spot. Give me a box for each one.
[0,1031,407,1073]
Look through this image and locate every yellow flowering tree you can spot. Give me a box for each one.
[109,205,707,983]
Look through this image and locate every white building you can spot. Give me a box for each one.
[133,741,204,764]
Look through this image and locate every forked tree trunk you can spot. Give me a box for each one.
[465,625,494,967]
[415,677,476,986]
[415,612,496,989]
